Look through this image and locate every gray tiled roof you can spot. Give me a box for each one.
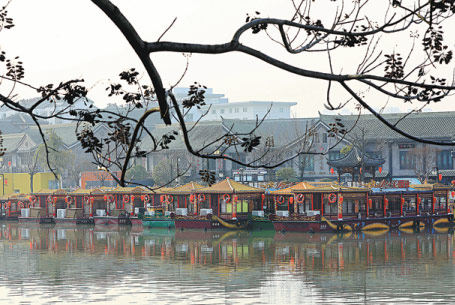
[320,111,455,142]
[139,118,319,152]
[327,146,385,168]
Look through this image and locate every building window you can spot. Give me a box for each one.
[322,133,328,143]
[328,150,341,160]
[300,155,314,171]
[243,107,248,112]
[437,150,453,170]
[280,108,284,113]
[367,151,382,159]
[220,109,225,114]
[399,151,415,169]
[235,108,239,113]
[314,133,319,143]
[229,108,232,113]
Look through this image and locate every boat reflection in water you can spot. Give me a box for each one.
[0,224,454,304]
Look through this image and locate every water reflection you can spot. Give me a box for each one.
[0,223,454,304]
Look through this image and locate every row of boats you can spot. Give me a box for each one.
[0,178,454,233]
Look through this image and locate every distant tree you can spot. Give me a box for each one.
[66,155,96,188]
[22,149,40,193]
[36,131,73,188]
[276,167,297,182]
[408,145,439,183]
[126,164,149,181]
[152,159,177,186]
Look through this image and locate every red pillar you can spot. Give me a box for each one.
[447,191,450,214]
[400,195,404,217]
[337,195,343,220]
[383,195,387,218]
[366,193,369,218]
[311,194,314,210]
[177,196,180,209]
[416,194,420,216]
[320,193,324,216]
[185,196,187,208]
[432,195,435,214]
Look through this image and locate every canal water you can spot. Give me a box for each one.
[0,224,454,304]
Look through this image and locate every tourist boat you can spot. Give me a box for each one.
[172,178,263,230]
[142,183,202,228]
[271,181,455,233]
[264,182,317,230]
[0,194,29,221]
[18,189,66,224]
[53,188,94,225]
[93,186,142,226]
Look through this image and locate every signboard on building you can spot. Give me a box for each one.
[375,180,410,188]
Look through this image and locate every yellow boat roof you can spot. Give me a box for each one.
[198,178,263,194]
[171,182,204,194]
[33,189,67,195]
[270,182,316,195]
[292,183,368,193]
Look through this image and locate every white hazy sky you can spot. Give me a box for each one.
[3,0,455,117]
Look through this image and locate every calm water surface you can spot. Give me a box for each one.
[0,223,454,304]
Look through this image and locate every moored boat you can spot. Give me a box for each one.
[93,186,143,226]
[172,178,263,230]
[271,181,454,233]
[142,183,202,228]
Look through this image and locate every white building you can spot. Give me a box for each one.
[171,87,296,122]
[0,97,93,124]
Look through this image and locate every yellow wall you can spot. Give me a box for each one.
[0,172,58,196]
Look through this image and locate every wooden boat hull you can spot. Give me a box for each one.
[54,218,94,226]
[143,218,174,228]
[0,216,19,221]
[250,217,275,231]
[94,216,142,226]
[18,217,54,224]
[272,214,454,233]
[173,215,249,230]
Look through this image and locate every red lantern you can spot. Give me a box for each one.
[233,195,238,202]
[141,195,144,201]
[330,168,334,175]
[339,196,343,203]
[451,180,455,185]
[104,195,107,201]
[190,194,195,202]
[289,197,294,204]
[451,192,455,198]
[439,173,442,181]
[53,197,57,204]
[359,167,363,174]
[131,195,135,202]
[378,167,382,174]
